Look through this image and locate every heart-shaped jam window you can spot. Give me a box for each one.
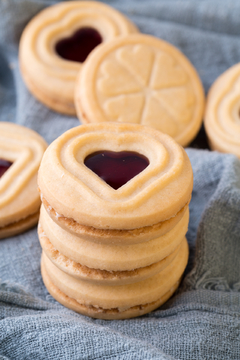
[84,151,149,190]
[0,159,12,178]
[55,27,102,63]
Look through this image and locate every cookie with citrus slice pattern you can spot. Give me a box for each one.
[75,34,205,146]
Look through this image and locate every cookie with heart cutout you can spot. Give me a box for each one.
[38,122,193,230]
[75,34,205,147]
[19,1,138,115]
[0,122,47,239]
[41,237,188,320]
[204,64,240,158]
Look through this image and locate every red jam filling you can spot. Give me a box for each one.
[0,159,12,178]
[84,151,149,190]
[55,27,102,63]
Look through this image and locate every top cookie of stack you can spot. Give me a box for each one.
[38,123,193,230]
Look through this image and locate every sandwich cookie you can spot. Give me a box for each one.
[204,64,240,158]
[38,123,193,230]
[41,237,188,320]
[41,194,189,245]
[75,34,205,146]
[39,203,188,283]
[19,1,138,115]
[0,122,47,239]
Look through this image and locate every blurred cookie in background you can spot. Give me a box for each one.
[19,1,138,115]
[205,63,240,158]
[0,122,47,239]
[75,34,205,147]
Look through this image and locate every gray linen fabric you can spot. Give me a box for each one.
[0,0,240,359]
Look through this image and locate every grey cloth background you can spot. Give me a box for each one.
[0,0,240,359]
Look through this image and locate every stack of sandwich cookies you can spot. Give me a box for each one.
[0,122,47,239]
[19,1,138,115]
[38,123,193,319]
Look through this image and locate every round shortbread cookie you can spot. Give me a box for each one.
[41,237,188,317]
[19,1,138,115]
[75,34,205,146]
[41,260,180,320]
[38,123,193,230]
[204,64,240,158]
[0,122,47,237]
[39,204,189,272]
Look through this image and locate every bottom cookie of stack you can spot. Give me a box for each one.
[41,238,188,320]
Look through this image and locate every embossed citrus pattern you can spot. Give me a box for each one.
[97,46,195,137]
[76,35,204,146]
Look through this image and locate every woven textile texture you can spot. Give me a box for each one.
[0,0,240,359]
